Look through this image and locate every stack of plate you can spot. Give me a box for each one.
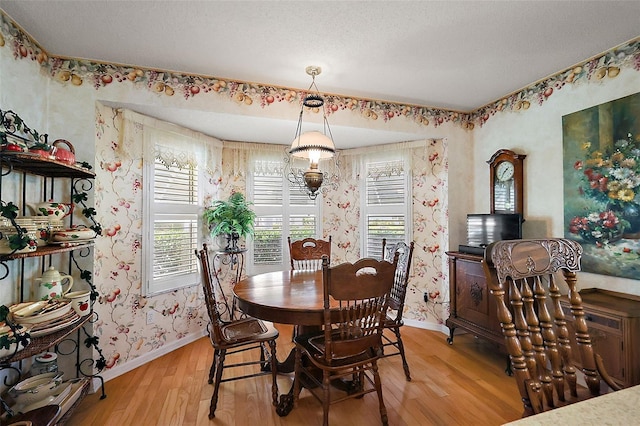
[2,375,91,419]
[10,300,80,337]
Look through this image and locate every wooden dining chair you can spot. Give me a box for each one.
[380,238,415,381]
[288,236,332,271]
[293,254,398,426]
[195,244,280,419]
[482,238,622,418]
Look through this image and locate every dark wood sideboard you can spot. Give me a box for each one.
[446,251,640,386]
[445,251,504,348]
[561,288,640,388]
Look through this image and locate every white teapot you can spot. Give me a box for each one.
[34,266,74,300]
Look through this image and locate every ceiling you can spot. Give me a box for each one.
[1,1,639,147]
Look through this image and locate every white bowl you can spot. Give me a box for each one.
[8,372,64,407]
[64,290,91,316]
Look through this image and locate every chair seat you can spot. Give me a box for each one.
[220,317,279,345]
[295,330,380,369]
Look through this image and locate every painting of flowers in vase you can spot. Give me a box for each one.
[563,92,640,279]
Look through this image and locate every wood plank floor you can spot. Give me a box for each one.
[67,325,522,425]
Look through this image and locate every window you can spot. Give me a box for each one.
[142,127,206,296]
[144,159,200,295]
[361,158,412,259]
[249,159,320,274]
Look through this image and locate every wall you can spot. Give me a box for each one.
[472,55,640,295]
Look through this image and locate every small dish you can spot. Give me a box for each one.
[12,301,72,325]
[8,372,64,408]
[13,381,71,414]
[12,301,48,317]
[51,228,96,241]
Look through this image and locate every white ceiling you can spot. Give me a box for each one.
[1,0,639,147]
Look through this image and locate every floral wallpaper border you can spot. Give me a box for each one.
[1,11,638,130]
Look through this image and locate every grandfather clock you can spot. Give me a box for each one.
[487,149,526,215]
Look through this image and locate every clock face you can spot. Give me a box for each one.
[496,161,515,182]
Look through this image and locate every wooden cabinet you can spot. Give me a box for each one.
[446,252,640,387]
[445,251,504,348]
[560,288,640,388]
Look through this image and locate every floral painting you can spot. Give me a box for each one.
[563,92,640,279]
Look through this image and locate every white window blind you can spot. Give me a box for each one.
[362,159,411,259]
[144,155,201,295]
[141,125,210,296]
[249,158,320,274]
[151,158,199,279]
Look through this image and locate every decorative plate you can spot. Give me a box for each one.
[51,228,96,241]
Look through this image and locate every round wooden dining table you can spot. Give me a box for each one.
[234,269,328,326]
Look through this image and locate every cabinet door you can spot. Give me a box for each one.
[455,259,501,333]
[562,304,625,385]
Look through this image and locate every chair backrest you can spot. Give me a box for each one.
[288,236,332,270]
[196,244,230,346]
[381,239,415,319]
[483,238,610,416]
[320,254,398,362]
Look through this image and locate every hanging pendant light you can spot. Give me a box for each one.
[285,66,339,200]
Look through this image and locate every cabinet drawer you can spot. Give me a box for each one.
[561,304,622,334]
[561,304,625,384]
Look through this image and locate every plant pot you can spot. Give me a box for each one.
[225,232,240,252]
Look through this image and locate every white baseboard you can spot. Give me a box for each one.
[89,329,207,393]
[403,318,449,335]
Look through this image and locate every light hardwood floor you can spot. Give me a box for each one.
[67,325,522,425]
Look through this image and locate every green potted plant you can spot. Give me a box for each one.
[203,192,256,252]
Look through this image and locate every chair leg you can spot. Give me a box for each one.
[268,339,279,406]
[208,348,220,384]
[293,348,302,403]
[371,361,388,426]
[209,349,226,419]
[322,369,331,426]
[393,328,411,381]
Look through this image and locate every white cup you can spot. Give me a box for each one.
[65,290,91,316]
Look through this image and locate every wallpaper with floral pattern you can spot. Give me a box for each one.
[92,105,219,369]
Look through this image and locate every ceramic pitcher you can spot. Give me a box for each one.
[34,266,74,300]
